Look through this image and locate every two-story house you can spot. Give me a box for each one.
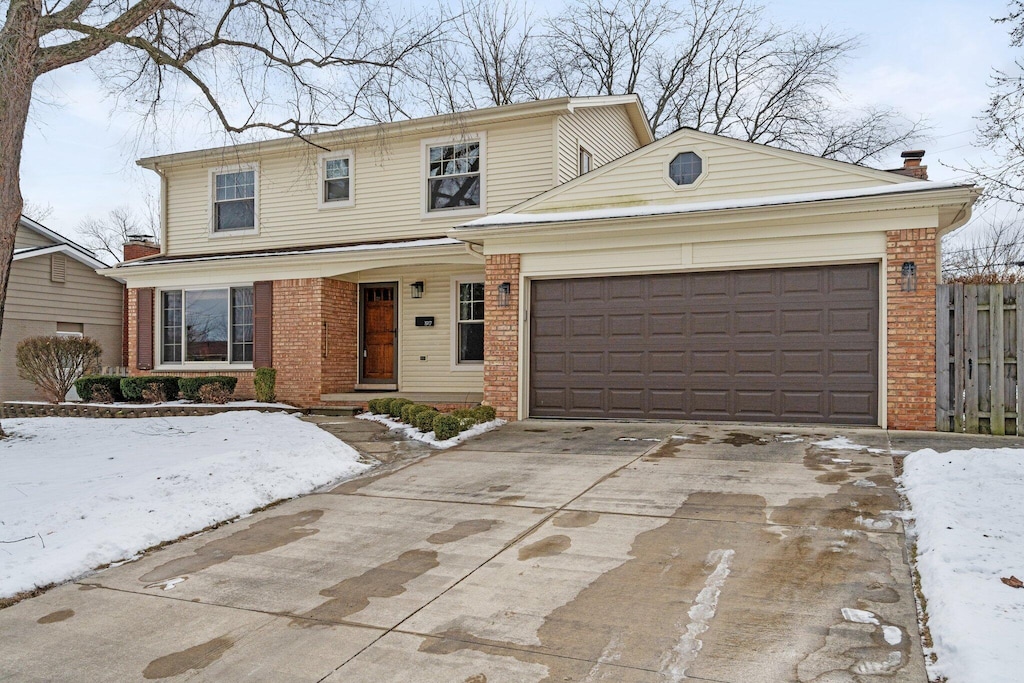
[107,95,980,430]
[107,96,652,409]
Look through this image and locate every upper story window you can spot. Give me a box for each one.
[319,151,353,208]
[426,138,483,213]
[579,147,592,176]
[668,152,703,186]
[161,286,253,365]
[211,166,257,233]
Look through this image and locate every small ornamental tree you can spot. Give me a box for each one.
[16,336,102,403]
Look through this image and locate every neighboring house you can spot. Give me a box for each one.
[2,217,124,401]
[106,96,980,430]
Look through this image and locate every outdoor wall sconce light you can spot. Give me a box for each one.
[900,262,917,292]
[497,281,512,308]
[410,281,424,299]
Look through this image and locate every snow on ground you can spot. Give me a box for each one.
[13,400,298,410]
[356,412,504,448]
[899,448,1024,683]
[0,413,369,598]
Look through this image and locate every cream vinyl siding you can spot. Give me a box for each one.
[162,117,555,256]
[523,132,911,214]
[556,105,641,183]
[348,263,484,394]
[14,225,57,249]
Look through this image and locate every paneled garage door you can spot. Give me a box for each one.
[529,264,879,424]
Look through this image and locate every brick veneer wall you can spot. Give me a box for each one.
[322,278,358,395]
[483,254,521,420]
[127,278,359,406]
[886,227,938,430]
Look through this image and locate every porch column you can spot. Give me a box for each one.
[484,254,521,421]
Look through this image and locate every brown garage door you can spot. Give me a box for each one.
[529,264,879,424]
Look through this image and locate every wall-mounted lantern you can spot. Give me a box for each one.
[497,281,511,308]
[900,262,917,292]
[410,281,425,299]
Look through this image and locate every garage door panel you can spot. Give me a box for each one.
[530,264,878,424]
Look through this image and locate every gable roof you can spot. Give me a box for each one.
[17,216,111,271]
[136,95,653,169]
[499,127,919,216]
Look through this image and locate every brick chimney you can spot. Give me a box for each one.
[123,235,160,262]
[889,150,928,180]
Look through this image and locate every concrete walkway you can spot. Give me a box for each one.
[0,421,951,682]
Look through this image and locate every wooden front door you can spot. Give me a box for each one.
[361,284,397,382]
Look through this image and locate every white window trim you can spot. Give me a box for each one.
[317,149,355,210]
[209,163,260,237]
[421,133,487,219]
[662,147,708,191]
[578,144,593,176]
[155,284,255,371]
[450,275,485,371]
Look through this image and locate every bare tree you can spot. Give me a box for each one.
[943,219,1024,283]
[0,0,445,436]
[963,1,1024,207]
[21,199,54,222]
[77,205,156,262]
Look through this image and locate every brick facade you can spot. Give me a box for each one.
[483,254,521,420]
[886,227,938,430]
[127,278,359,406]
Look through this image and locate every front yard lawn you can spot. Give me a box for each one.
[0,412,368,600]
[900,448,1024,682]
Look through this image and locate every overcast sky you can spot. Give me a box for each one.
[19,0,1020,244]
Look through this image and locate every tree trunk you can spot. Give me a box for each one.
[0,0,41,437]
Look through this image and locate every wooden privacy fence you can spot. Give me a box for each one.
[936,283,1024,434]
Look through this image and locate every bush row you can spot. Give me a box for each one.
[366,397,497,440]
[75,374,241,404]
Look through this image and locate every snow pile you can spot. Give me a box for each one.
[900,448,1024,682]
[0,413,368,598]
[356,412,504,448]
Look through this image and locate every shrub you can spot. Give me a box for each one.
[414,409,439,433]
[120,376,180,402]
[16,335,102,403]
[388,398,412,418]
[254,368,277,403]
[432,413,462,441]
[141,382,168,403]
[473,405,497,423]
[75,375,124,403]
[450,408,477,422]
[367,398,387,414]
[198,383,231,404]
[374,398,396,415]
[403,403,433,424]
[178,376,238,402]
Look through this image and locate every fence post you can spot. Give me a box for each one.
[936,284,951,431]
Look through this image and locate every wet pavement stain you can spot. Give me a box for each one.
[551,511,600,528]
[816,471,851,484]
[523,429,548,433]
[673,433,711,445]
[77,584,98,591]
[330,470,394,495]
[721,432,768,447]
[496,495,525,504]
[487,484,510,492]
[678,492,768,524]
[36,609,74,624]
[464,675,487,683]
[646,441,679,459]
[428,520,500,545]
[295,549,439,624]
[139,510,324,583]
[142,636,234,679]
[518,535,571,561]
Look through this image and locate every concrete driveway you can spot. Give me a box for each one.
[1,421,928,682]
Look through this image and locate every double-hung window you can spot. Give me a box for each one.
[427,140,482,212]
[212,167,256,232]
[579,147,592,175]
[161,286,254,365]
[456,281,484,364]
[319,151,353,207]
